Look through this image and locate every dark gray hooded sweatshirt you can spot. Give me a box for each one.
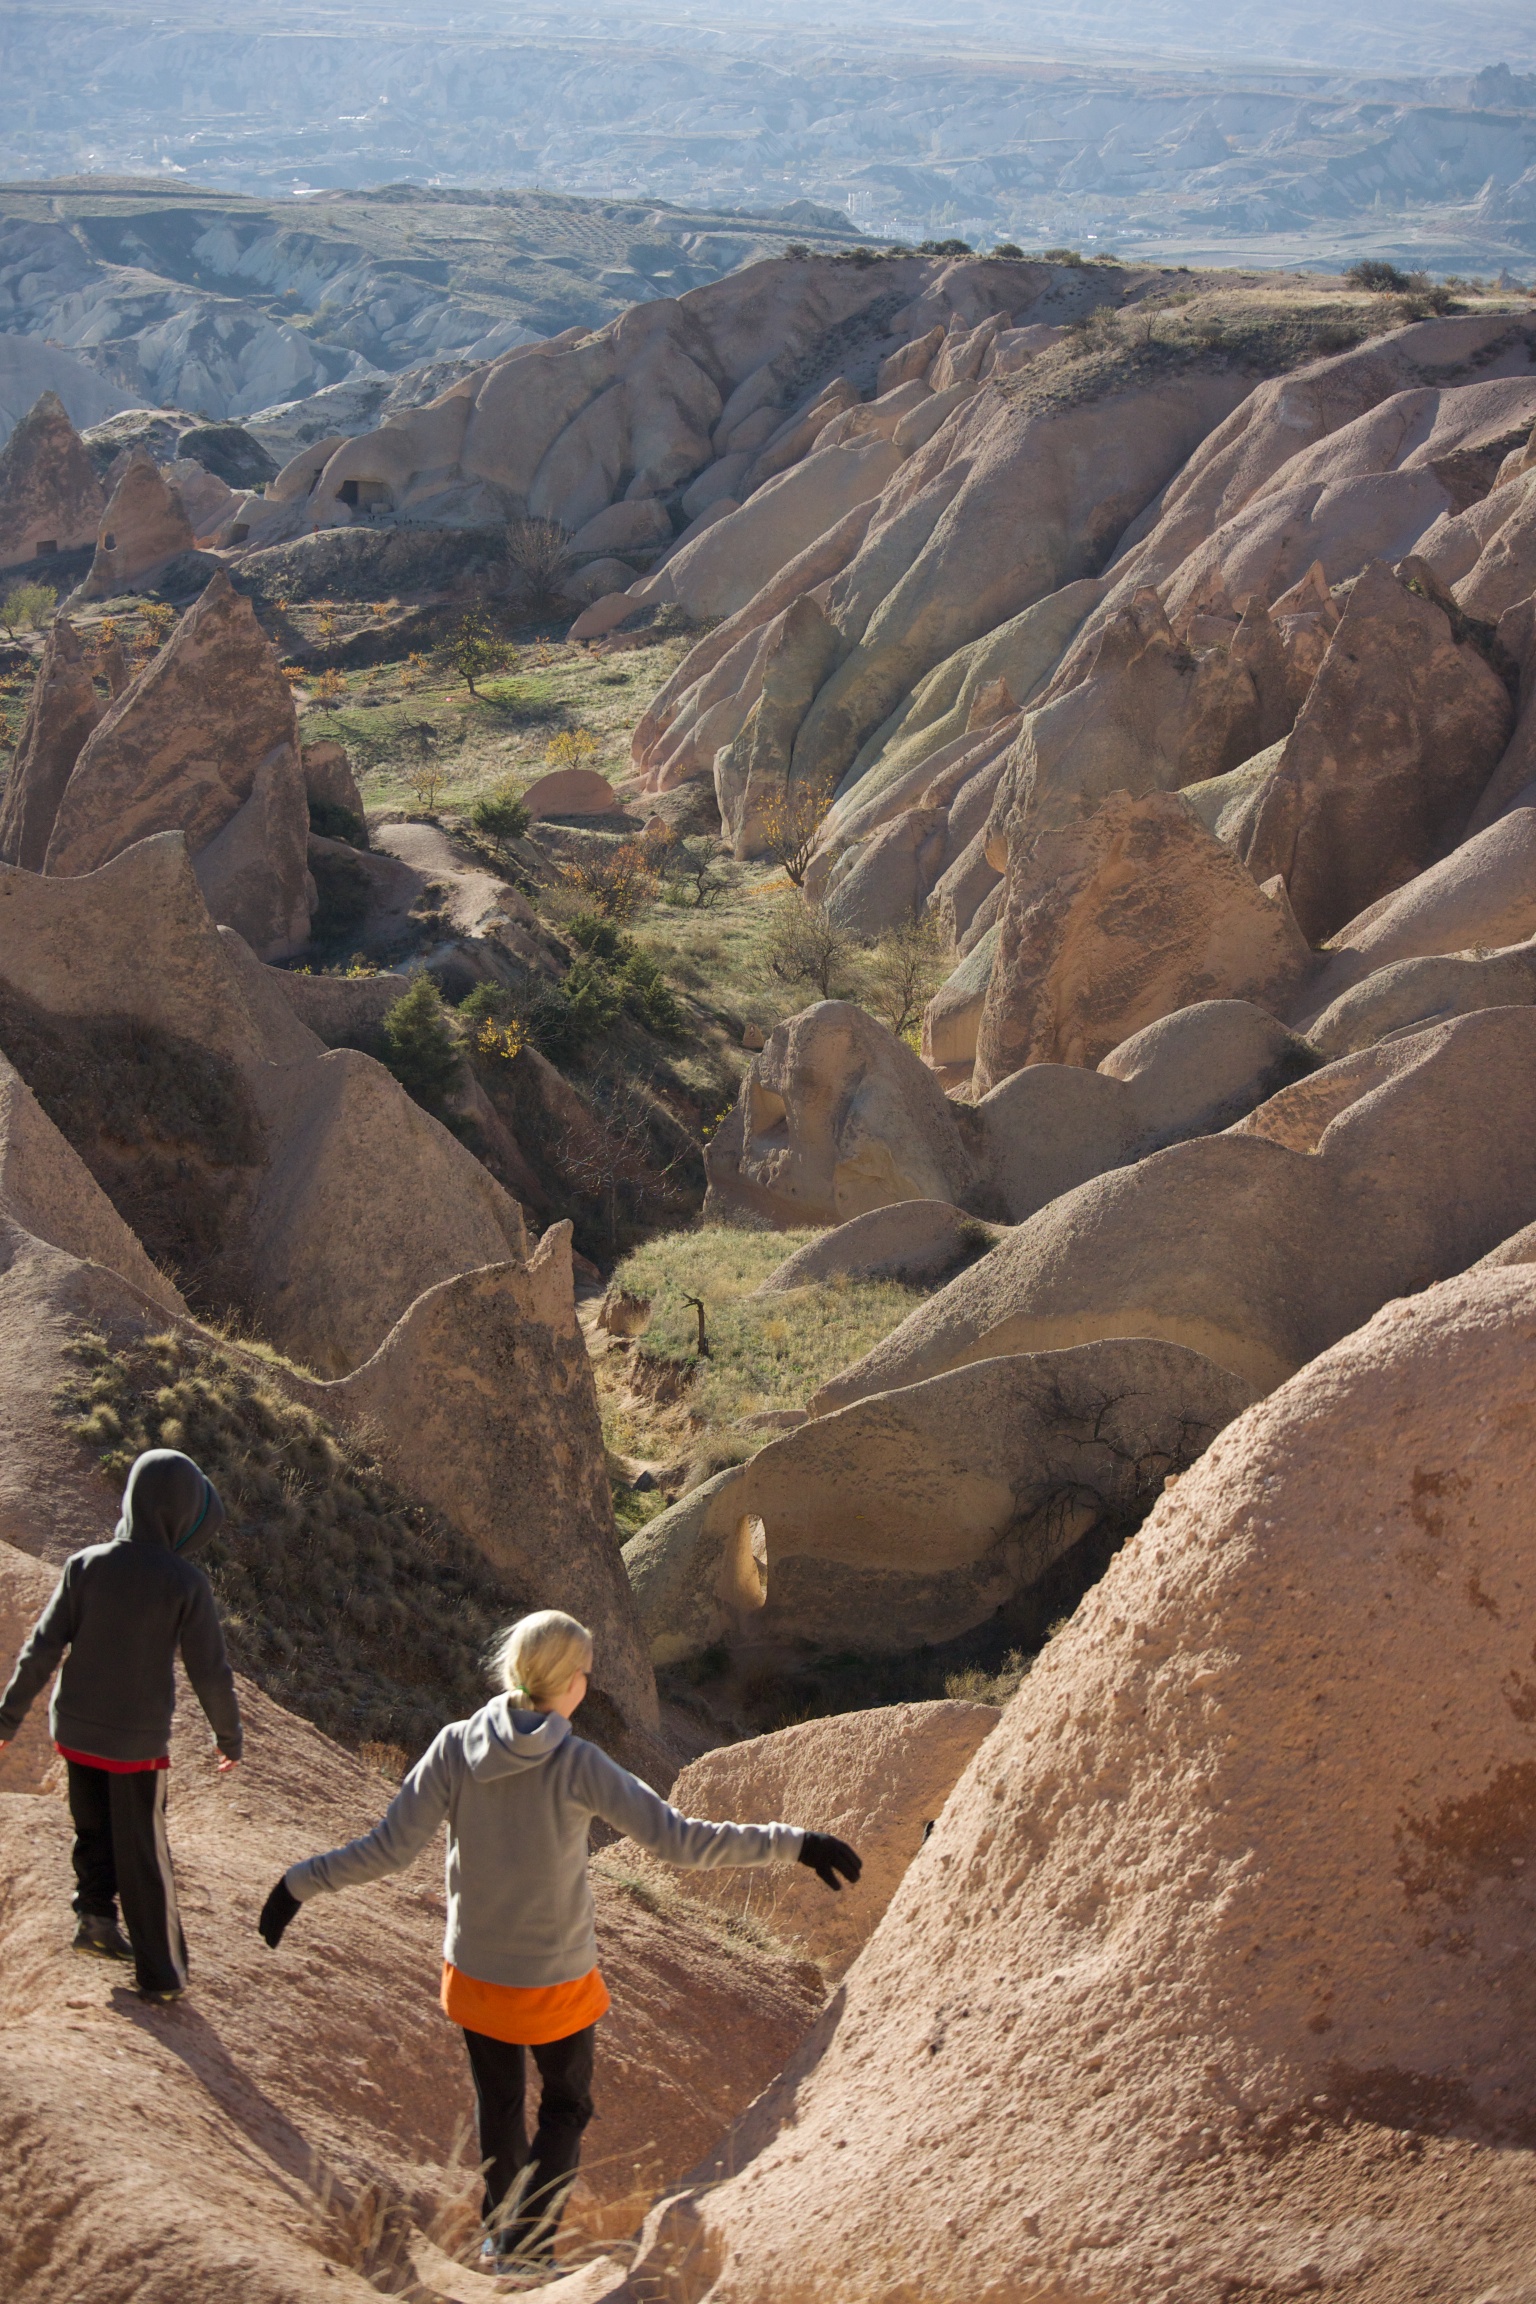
[0,1449,242,1763]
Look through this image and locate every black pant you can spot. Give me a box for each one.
[66,1759,188,1995]
[463,2023,595,2254]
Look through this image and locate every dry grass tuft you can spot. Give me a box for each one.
[58,1327,518,1756]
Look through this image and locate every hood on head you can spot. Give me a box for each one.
[118,1449,226,1554]
[462,1695,572,1781]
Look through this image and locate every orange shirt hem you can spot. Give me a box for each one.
[441,1960,610,2045]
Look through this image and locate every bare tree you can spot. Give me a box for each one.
[757,774,835,885]
[765,896,857,1003]
[862,911,950,1039]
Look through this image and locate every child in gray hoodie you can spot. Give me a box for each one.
[258,1608,859,2288]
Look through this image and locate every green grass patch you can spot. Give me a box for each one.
[607,1225,926,1429]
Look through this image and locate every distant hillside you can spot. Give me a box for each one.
[0,178,860,423]
[1,0,1534,276]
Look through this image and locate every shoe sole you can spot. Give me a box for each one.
[73,1940,133,1962]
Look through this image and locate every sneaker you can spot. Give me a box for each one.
[73,1914,133,1963]
[137,1985,184,2005]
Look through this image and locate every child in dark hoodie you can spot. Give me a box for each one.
[0,1447,243,2002]
[257,1607,860,2289]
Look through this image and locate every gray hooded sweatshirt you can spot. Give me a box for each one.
[285,1697,805,1988]
[0,1448,241,1763]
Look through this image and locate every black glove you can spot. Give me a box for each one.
[258,1876,301,1949]
[797,1832,862,1893]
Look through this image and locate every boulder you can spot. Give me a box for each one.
[1222,560,1515,943]
[821,802,949,936]
[0,619,101,871]
[921,925,998,1069]
[71,448,197,601]
[1307,939,1536,1058]
[43,572,313,960]
[974,789,1314,1089]
[0,390,104,573]
[1096,997,1314,1145]
[1297,806,1536,1024]
[752,1200,995,1294]
[561,555,639,605]
[568,499,673,557]
[703,1002,979,1228]
[611,1702,1001,1981]
[815,1006,1536,1409]
[624,1338,1253,1663]
[965,1000,1310,1225]
[299,738,367,840]
[321,1227,657,1733]
[521,767,619,819]
[616,1261,1536,2304]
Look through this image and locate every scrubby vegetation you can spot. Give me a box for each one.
[0,982,263,1308]
[592,1226,929,1466]
[58,1327,517,1757]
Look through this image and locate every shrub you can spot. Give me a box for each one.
[916,237,973,257]
[544,726,600,772]
[381,974,461,1113]
[766,896,857,1002]
[307,795,366,846]
[1346,259,1413,293]
[528,953,626,1062]
[447,607,509,696]
[559,838,657,920]
[467,785,531,855]
[408,761,446,812]
[311,668,346,711]
[757,774,835,885]
[991,242,1025,259]
[1040,246,1086,266]
[0,580,57,637]
[308,846,372,947]
[506,517,572,607]
[863,911,950,1039]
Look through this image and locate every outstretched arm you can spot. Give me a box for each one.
[262,1735,456,1948]
[0,1568,78,1745]
[577,1743,805,1870]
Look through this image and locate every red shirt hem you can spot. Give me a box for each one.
[55,1744,169,1774]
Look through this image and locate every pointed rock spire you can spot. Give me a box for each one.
[0,619,103,871]
[44,571,313,959]
[0,391,104,574]
[73,449,196,602]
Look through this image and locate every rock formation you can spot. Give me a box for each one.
[42,571,313,959]
[624,1338,1253,1665]
[610,1701,1000,1981]
[1221,560,1514,942]
[0,833,526,1375]
[602,1261,1536,2304]
[816,1005,1536,1408]
[0,390,103,573]
[704,1002,980,1227]
[322,1231,657,1733]
[973,788,1314,1086]
[70,446,199,600]
[0,618,101,871]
